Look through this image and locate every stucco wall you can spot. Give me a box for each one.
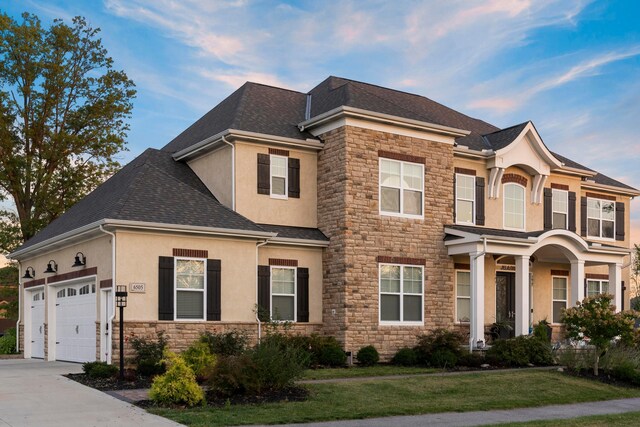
[188,145,233,208]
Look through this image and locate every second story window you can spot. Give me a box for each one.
[379,158,424,218]
[455,174,475,224]
[503,183,525,230]
[587,198,615,239]
[270,155,288,198]
[552,189,568,229]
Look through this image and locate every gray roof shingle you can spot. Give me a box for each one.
[445,224,546,239]
[257,224,328,242]
[483,122,529,150]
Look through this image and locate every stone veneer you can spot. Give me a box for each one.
[110,321,322,366]
[317,125,456,359]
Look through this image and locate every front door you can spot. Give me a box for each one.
[496,272,515,338]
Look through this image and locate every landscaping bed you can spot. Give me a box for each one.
[66,372,153,391]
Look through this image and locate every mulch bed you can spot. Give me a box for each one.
[65,373,153,391]
[562,368,639,389]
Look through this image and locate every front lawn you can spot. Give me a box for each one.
[301,365,439,380]
[150,370,640,427]
[493,410,640,426]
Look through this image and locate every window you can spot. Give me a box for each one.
[379,158,424,217]
[57,289,66,298]
[271,267,296,321]
[455,174,475,224]
[552,277,567,324]
[587,279,609,297]
[67,288,77,297]
[552,189,568,229]
[379,264,423,324]
[175,258,206,320]
[79,285,90,295]
[587,198,615,239]
[504,183,525,230]
[456,270,470,322]
[270,155,288,198]
[33,293,40,302]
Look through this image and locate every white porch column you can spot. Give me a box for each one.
[515,255,530,336]
[570,260,585,306]
[609,263,622,312]
[470,252,485,349]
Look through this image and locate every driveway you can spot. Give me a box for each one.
[0,359,181,427]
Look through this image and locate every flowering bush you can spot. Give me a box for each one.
[563,294,636,375]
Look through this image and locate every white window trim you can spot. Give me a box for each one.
[503,183,526,231]
[378,157,425,220]
[551,275,568,325]
[174,256,207,322]
[551,189,568,230]
[586,279,610,297]
[270,266,297,322]
[455,173,475,225]
[378,263,424,326]
[586,197,616,241]
[455,269,471,324]
[270,154,288,200]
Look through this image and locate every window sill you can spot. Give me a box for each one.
[270,194,288,200]
[380,211,424,220]
[379,321,424,327]
[455,220,475,226]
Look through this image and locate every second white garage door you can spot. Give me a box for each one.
[55,283,97,363]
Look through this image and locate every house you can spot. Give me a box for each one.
[8,76,639,363]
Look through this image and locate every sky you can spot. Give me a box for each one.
[2,0,640,244]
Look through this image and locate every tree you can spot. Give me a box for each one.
[631,244,640,304]
[0,264,18,319]
[563,294,636,376]
[0,13,135,252]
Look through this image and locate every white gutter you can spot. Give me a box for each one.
[16,262,21,354]
[255,238,272,343]
[469,237,487,352]
[221,135,236,210]
[268,237,330,247]
[104,219,276,239]
[99,225,116,364]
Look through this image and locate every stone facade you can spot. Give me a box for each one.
[317,125,456,358]
[110,321,322,366]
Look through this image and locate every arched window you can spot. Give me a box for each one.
[504,183,525,230]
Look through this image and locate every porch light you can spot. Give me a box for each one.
[44,260,58,274]
[22,266,35,279]
[72,252,86,267]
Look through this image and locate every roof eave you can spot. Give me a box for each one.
[581,181,640,197]
[299,106,471,138]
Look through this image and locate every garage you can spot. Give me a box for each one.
[55,282,97,363]
[29,289,45,359]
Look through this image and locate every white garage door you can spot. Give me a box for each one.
[29,290,45,359]
[55,283,97,363]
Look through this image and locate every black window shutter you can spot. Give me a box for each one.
[297,267,309,322]
[621,281,626,311]
[452,174,456,222]
[615,202,625,241]
[543,188,553,230]
[207,259,221,321]
[257,265,271,322]
[475,177,485,226]
[257,154,270,195]
[288,158,300,198]
[568,191,577,232]
[580,197,587,237]
[158,256,174,320]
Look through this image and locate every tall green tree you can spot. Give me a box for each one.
[0,12,135,252]
[0,263,18,319]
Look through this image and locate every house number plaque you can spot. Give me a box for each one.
[129,283,146,293]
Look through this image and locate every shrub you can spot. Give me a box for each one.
[317,344,347,367]
[209,338,308,396]
[296,334,346,367]
[0,328,16,354]
[556,347,596,372]
[150,351,204,407]
[199,330,248,356]
[356,345,379,366]
[414,329,464,367]
[532,320,552,342]
[181,341,217,383]
[130,332,168,377]
[392,347,418,366]
[611,360,640,386]
[485,335,553,367]
[457,352,485,368]
[563,294,636,375]
[82,361,118,379]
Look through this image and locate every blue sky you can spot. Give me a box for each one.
[3,0,640,242]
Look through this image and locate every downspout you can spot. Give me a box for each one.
[255,238,272,343]
[469,237,487,352]
[16,261,22,355]
[100,225,116,364]
[221,135,236,211]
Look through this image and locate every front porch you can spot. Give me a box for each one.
[445,226,630,349]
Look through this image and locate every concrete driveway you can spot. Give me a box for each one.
[0,359,182,427]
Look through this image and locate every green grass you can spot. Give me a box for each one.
[301,365,439,380]
[492,410,640,426]
[149,371,640,427]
